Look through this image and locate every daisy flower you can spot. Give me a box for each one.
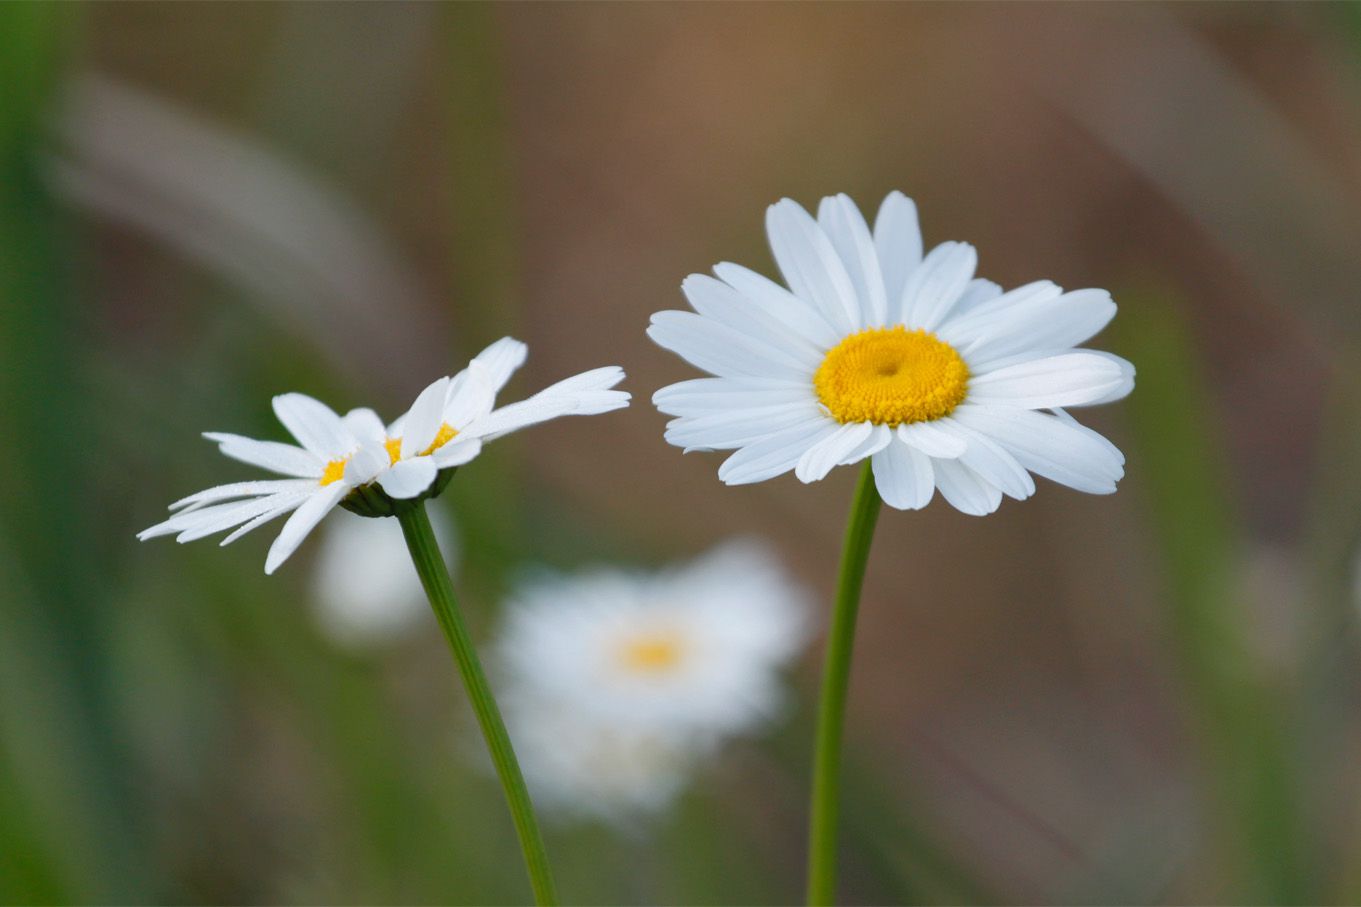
[355,337,630,502]
[494,540,811,823]
[137,392,390,574]
[649,191,1134,515]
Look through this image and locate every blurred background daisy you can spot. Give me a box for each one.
[492,541,810,827]
[5,3,1361,905]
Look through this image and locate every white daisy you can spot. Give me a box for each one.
[310,507,457,649]
[137,392,389,574]
[354,337,631,501]
[649,191,1134,515]
[494,540,811,823]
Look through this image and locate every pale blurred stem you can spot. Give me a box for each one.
[807,461,884,906]
[396,502,559,906]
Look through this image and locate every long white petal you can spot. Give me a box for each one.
[836,423,892,466]
[898,241,977,331]
[936,280,1062,345]
[341,408,388,445]
[666,402,825,451]
[818,193,887,327]
[648,310,812,380]
[167,478,317,513]
[950,278,1003,318]
[967,352,1129,409]
[466,367,629,442]
[220,492,313,546]
[401,376,452,459]
[471,336,529,393]
[766,199,859,335]
[873,191,923,308]
[264,484,348,574]
[871,438,934,510]
[443,366,497,430]
[377,456,438,499]
[941,418,1035,501]
[431,437,483,469]
[653,377,813,418]
[202,432,322,479]
[933,459,1002,516]
[952,405,1123,494]
[272,393,351,460]
[795,421,873,483]
[712,262,840,347]
[959,289,1117,368]
[895,421,966,458]
[718,418,838,485]
[681,274,823,366]
[176,493,305,543]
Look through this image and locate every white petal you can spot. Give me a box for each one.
[272,393,351,460]
[466,367,629,442]
[341,408,388,445]
[967,352,1129,409]
[817,193,887,327]
[653,377,813,418]
[443,367,497,429]
[960,289,1117,369]
[951,278,1002,317]
[202,433,321,478]
[1084,352,1135,404]
[167,478,317,513]
[665,402,824,451]
[952,405,1123,494]
[175,493,304,543]
[873,191,923,308]
[895,421,966,458]
[681,274,823,366]
[377,457,439,499]
[718,418,839,485]
[220,493,313,546]
[401,376,452,459]
[648,310,809,380]
[837,423,892,466]
[898,241,977,331]
[933,459,1002,516]
[765,199,859,335]
[941,418,1035,501]
[264,484,348,574]
[936,280,1063,345]
[871,438,934,510]
[795,421,874,483]
[712,262,840,347]
[345,443,389,484]
[431,437,483,469]
[471,337,528,393]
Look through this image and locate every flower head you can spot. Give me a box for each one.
[495,540,811,824]
[139,338,628,571]
[649,192,1134,515]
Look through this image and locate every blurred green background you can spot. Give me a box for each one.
[4,2,1361,904]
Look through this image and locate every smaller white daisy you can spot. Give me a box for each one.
[494,540,811,824]
[353,337,631,501]
[137,392,389,574]
[310,507,458,649]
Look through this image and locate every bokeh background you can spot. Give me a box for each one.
[4,2,1361,904]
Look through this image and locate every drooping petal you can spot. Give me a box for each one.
[871,438,934,510]
[264,484,348,574]
[765,199,860,335]
[167,478,318,513]
[377,456,439,499]
[817,193,887,327]
[895,421,966,458]
[272,393,351,460]
[717,418,840,486]
[873,191,923,308]
[932,459,1002,516]
[941,419,1035,501]
[836,423,892,466]
[220,492,315,546]
[952,405,1123,494]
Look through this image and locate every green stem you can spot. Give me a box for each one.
[396,502,559,906]
[807,462,884,905]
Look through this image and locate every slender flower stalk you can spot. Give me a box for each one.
[397,501,558,906]
[806,462,883,906]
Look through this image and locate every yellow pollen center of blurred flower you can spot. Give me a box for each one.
[319,457,350,486]
[813,326,969,426]
[382,423,459,465]
[617,634,685,674]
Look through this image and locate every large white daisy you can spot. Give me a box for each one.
[137,392,390,573]
[494,540,811,823]
[649,191,1134,515]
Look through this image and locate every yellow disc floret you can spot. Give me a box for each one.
[616,633,685,674]
[319,457,350,486]
[814,326,969,426]
[382,423,459,466]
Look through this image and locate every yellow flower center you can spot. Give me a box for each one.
[813,326,969,426]
[319,457,350,486]
[616,633,685,674]
[382,423,460,465]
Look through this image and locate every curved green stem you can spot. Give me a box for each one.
[396,503,559,906]
[807,462,884,906]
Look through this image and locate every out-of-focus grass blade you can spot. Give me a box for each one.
[1116,293,1310,903]
[0,5,152,902]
